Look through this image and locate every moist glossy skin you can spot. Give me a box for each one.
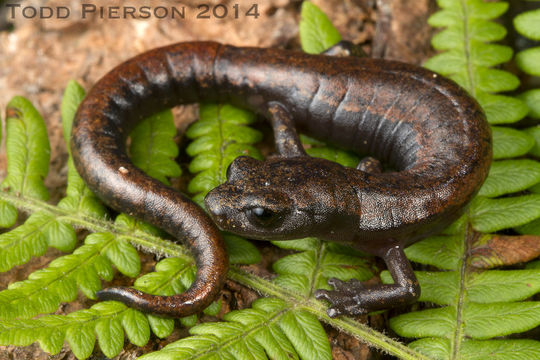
[71,41,492,318]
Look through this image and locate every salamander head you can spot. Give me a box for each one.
[204,155,353,240]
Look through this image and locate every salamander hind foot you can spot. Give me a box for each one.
[322,40,367,58]
[356,156,383,173]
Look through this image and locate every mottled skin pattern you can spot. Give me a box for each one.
[71,41,491,318]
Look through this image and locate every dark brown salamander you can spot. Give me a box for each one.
[71,41,491,318]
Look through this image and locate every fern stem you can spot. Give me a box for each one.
[0,191,432,360]
[0,191,191,259]
[460,0,476,96]
[451,220,474,360]
[451,1,484,357]
[321,316,431,360]
[308,241,326,297]
[216,104,227,184]
[228,272,430,359]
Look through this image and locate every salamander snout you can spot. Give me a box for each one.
[204,189,228,225]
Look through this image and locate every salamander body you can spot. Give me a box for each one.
[72,41,491,317]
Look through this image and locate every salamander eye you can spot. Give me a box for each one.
[246,207,280,227]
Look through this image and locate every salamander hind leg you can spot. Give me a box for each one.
[357,156,382,173]
[315,244,420,317]
[322,40,367,58]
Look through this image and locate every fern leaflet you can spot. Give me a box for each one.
[514,7,540,77]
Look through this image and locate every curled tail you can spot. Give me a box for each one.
[71,42,228,317]
[94,195,227,317]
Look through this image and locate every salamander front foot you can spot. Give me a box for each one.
[315,245,421,317]
[315,278,368,317]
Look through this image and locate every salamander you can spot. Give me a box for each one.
[71,41,492,318]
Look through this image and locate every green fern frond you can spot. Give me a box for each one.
[470,194,540,232]
[1,96,50,200]
[0,95,79,272]
[424,0,540,230]
[0,84,107,275]
[515,3,540,212]
[526,125,540,157]
[514,8,540,40]
[300,134,360,167]
[59,158,108,219]
[0,301,150,359]
[186,103,263,204]
[139,297,332,360]
[0,97,49,226]
[0,214,146,320]
[510,0,540,241]
[0,82,209,357]
[60,82,107,219]
[425,1,528,124]
[382,1,540,358]
[61,80,86,148]
[0,212,76,272]
[130,110,182,185]
[272,238,373,298]
[0,112,18,228]
[299,1,341,54]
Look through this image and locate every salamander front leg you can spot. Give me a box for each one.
[268,101,307,158]
[315,244,420,317]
